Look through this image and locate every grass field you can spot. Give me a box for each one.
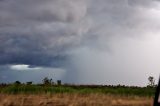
[0,94,153,106]
[0,84,155,106]
[0,84,155,96]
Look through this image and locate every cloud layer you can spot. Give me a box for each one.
[0,0,90,67]
[0,0,160,86]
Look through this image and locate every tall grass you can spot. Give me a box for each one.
[0,84,155,97]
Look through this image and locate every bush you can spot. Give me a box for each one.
[42,77,52,86]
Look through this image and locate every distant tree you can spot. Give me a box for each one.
[57,80,61,85]
[14,81,21,85]
[148,76,155,87]
[42,77,52,85]
[26,81,32,85]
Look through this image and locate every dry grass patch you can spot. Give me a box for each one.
[0,93,153,106]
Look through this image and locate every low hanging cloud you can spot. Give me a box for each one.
[0,0,160,85]
[10,64,41,71]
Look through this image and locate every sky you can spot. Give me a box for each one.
[0,0,160,86]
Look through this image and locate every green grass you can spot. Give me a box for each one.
[0,84,156,97]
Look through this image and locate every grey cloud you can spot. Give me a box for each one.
[0,0,90,67]
[0,0,160,85]
[63,0,160,85]
[128,0,154,7]
[87,0,160,40]
[0,0,87,25]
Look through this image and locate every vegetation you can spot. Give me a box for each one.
[0,77,156,105]
[0,76,156,97]
[42,77,53,85]
[0,84,155,97]
[0,93,153,106]
[147,76,155,87]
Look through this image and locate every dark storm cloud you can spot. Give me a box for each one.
[0,0,159,67]
[1,0,160,85]
[0,0,89,67]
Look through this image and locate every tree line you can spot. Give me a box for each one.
[0,76,157,88]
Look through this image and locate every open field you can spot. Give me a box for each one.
[0,93,153,106]
[0,84,155,96]
[0,84,155,106]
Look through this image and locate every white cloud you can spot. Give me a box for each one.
[10,64,41,71]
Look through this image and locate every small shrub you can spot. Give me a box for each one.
[42,77,52,86]
[26,82,32,85]
[14,81,21,85]
[57,80,61,86]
